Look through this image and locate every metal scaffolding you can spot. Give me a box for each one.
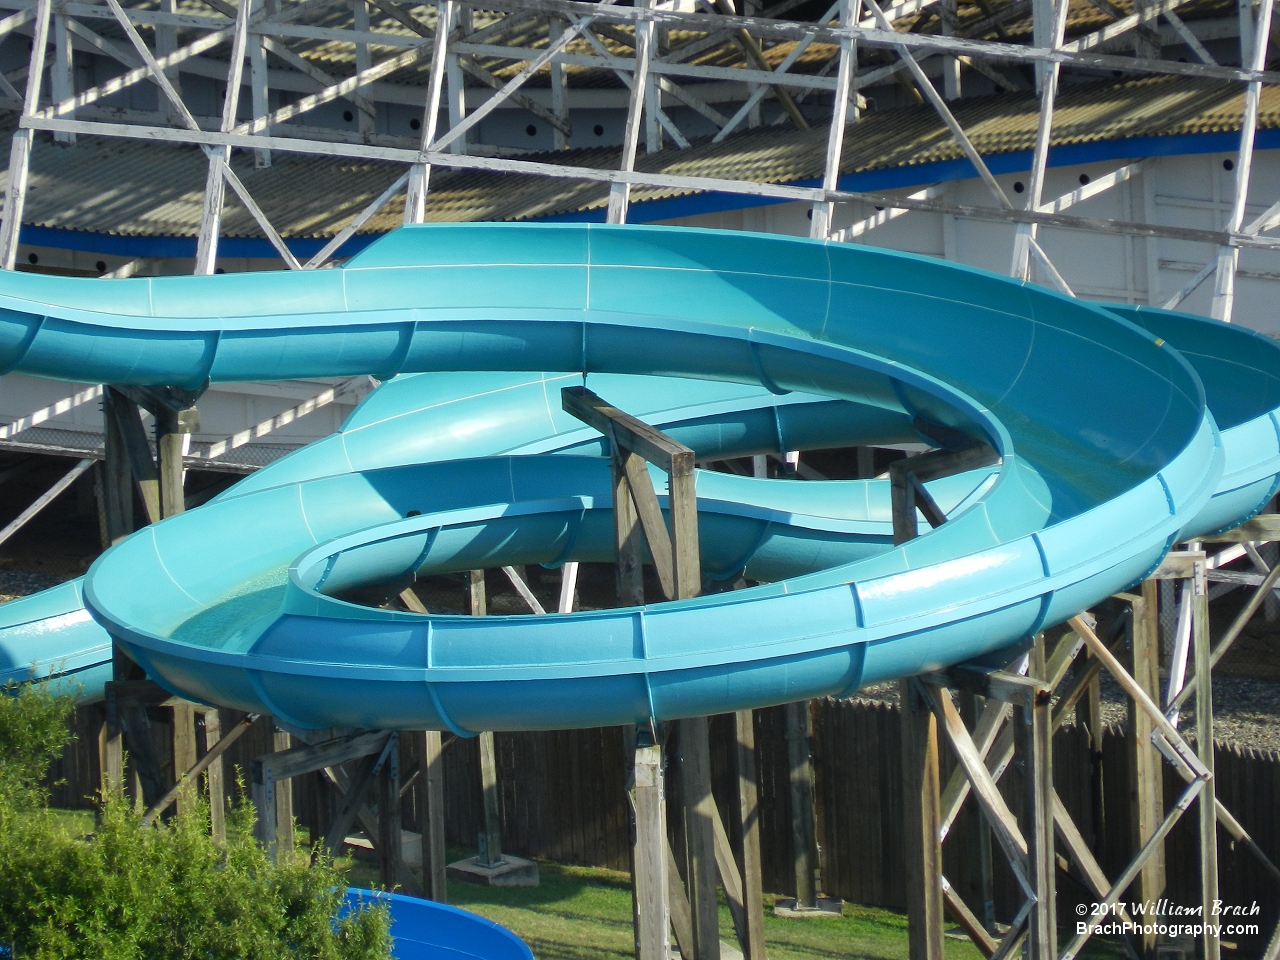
[0,0,1273,312]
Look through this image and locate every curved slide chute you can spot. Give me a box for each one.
[0,224,1275,733]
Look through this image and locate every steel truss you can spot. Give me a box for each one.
[0,0,1272,304]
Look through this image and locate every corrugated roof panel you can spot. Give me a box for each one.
[4,75,1271,238]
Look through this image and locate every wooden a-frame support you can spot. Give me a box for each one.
[563,385,767,960]
[894,443,1278,960]
[100,678,233,842]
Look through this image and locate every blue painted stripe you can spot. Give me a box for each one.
[19,129,1279,257]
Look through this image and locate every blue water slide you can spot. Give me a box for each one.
[0,224,1274,734]
[342,890,532,960]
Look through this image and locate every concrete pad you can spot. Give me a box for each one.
[446,854,540,887]
[773,897,843,918]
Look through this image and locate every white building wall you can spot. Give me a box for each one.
[664,149,1280,339]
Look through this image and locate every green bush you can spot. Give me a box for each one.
[0,684,392,960]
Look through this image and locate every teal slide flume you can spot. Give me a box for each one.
[0,224,1277,732]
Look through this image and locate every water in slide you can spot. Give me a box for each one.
[1,223,1279,729]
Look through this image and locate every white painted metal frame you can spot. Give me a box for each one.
[0,0,1273,285]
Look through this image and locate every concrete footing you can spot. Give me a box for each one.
[445,853,540,887]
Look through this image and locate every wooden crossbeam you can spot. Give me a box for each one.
[141,712,258,827]
[562,386,693,476]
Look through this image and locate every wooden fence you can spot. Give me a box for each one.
[49,698,1280,957]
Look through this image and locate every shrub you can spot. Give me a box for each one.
[0,685,392,960]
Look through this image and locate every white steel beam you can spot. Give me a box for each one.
[428,10,605,154]
[1164,259,1215,309]
[1012,0,1070,280]
[27,113,1280,254]
[607,0,654,223]
[812,0,857,238]
[104,0,201,131]
[1038,162,1143,213]
[196,0,255,275]
[716,0,839,144]
[220,162,302,269]
[832,183,948,240]
[434,0,1280,84]
[250,29,271,166]
[310,171,409,267]
[550,17,569,150]
[404,0,452,224]
[865,0,1011,210]
[1211,0,1274,320]
[0,0,50,270]
[575,19,689,149]
[52,12,74,143]
[36,27,234,121]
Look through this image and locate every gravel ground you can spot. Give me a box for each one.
[851,672,1280,755]
[0,568,71,603]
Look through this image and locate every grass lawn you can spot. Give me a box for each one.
[46,809,1125,960]
[349,854,984,960]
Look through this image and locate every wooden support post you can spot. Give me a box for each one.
[1193,559,1220,960]
[678,717,719,960]
[1129,581,1166,956]
[786,700,819,909]
[901,678,945,960]
[154,405,190,518]
[417,730,448,901]
[273,727,294,857]
[171,701,197,817]
[633,732,670,960]
[613,443,645,606]
[105,386,160,525]
[102,388,136,542]
[469,569,486,616]
[735,710,767,960]
[204,710,226,843]
[1020,638,1056,960]
[477,730,504,866]
[251,759,278,857]
[102,691,125,793]
[377,731,402,887]
[564,386,721,955]
[959,691,996,934]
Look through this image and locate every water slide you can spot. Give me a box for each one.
[0,223,1277,733]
